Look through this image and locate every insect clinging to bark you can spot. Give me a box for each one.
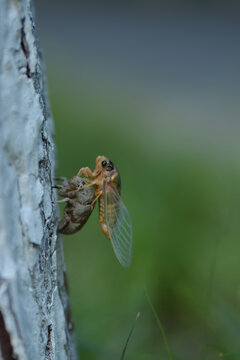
[56,156,133,268]
[54,176,95,234]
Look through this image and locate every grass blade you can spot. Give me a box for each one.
[145,289,173,360]
[206,344,240,359]
[120,312,140,360]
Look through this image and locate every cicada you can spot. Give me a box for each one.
[56,156,133,267]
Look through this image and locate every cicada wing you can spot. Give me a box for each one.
[104,182,133,268]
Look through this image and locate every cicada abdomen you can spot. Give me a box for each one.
[104,180,133,268]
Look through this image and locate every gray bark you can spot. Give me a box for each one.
[0,1,78,359]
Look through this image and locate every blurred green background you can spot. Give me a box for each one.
[35,1,240,359]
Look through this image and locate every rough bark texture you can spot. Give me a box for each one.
[0,1,78,359]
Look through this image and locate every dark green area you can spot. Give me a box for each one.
[49,72,240,360]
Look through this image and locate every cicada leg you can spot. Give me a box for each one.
[82,178,92,183]
[76,182,95,191]
[77,167,95,178]
[52,197,70,204]
[52,185,62,189]
[90,191,102,210]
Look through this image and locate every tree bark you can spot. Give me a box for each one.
[0,1,78,359]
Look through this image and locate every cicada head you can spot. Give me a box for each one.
[95,155,121,192]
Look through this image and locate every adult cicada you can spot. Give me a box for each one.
[56,156,133,268]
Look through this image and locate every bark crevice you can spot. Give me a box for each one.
[20,17,31,78]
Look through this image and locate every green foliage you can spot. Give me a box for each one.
[206,344,240,359]
[145,290,173,360]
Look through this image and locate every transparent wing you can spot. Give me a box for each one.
[104,182,133,268]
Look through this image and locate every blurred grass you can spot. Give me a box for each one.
[48,70,240,360]
[145,290,173,360]
[120,312,140,360]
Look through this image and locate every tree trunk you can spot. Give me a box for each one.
[0,1,78,359]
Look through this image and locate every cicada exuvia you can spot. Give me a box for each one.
[54,176,96,234]
[77,155,133,267]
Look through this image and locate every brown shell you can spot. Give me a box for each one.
[57,176,95,234]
